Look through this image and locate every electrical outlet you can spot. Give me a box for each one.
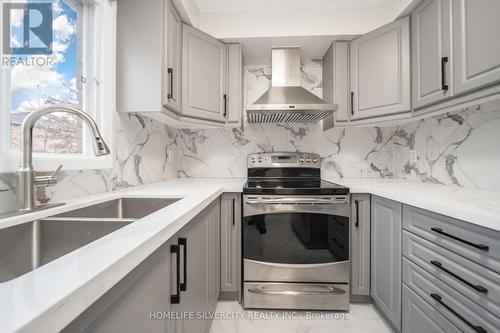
[409,149,418,163]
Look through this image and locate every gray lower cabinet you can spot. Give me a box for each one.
[62,239,176,333]
[177,198,220,333]
[220,193,241,300]
[351,194,371,300]
[402,284,460,333]
[63,199,221,333]
[371,195,402,331]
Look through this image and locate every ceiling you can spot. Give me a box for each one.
[195,0,387,13]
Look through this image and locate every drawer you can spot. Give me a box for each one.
[403,231,500,315]
[403,258,500,333]
[403,284,461,333]
[403,205,500,274]
[243,282,349,311]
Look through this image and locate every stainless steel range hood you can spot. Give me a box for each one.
[246,48,337,123]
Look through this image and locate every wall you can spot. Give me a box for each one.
[176,64,394,179]
[394,100,500,192]
[0,114,178,214]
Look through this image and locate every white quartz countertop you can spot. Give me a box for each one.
[325,177,500,232]
[0,178,246,333]
[2,176,500,332]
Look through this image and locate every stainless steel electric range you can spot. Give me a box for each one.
[242,152,351,311]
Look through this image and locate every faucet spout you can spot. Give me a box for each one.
[17,105,110,211]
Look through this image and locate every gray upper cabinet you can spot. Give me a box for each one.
[220,193,241,300]
[453,0,500,95]
[322,42,350,129]
[412,0,453,109]
[226,44,243,126]
[182,24,227,123]
[117,0,165,113]
[163,0,182,114]
[351,194,371,299]
[350,17,411,121]
[371,195,402,331]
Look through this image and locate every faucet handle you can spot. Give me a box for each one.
[35,164,63,188]
[51,164,63,178]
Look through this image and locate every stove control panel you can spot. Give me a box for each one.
[248,152,321,168]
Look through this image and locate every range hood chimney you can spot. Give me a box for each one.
[246,48,337,123]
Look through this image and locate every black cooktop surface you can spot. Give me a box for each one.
[243,179,349,195]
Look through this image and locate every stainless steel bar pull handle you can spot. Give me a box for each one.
[248,285,345,296]
[245,197,346,205]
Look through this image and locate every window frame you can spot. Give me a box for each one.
[0,0,113,173]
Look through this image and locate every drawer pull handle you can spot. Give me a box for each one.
[430,227,489,251]
[430,293,487,333]
[170,244,181,304]
[178,237,187,292]
[430,260,488,294]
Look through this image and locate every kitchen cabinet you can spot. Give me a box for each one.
[62,239,177,333]
[117,0,242,128]
[64,199,221,333]
[322,42,350,129]
[350,17,410,121]
[412,0,453,109]
[350,194,370,301]
[117,0,167,114]
[176,198,220,333]
[182,23,227,123]
[220,193,241,300]
[371,195,402,331]
[163,0,182,114]
[453,0,500,95]
[402,285,459,333]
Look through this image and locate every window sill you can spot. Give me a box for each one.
[0,154,113,173]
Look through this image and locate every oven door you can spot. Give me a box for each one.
[243,195,350,283]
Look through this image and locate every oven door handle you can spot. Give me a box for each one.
[248,285,346,296]
[245,198,347,205]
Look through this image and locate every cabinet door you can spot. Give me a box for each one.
[182,24,227,123]
[350,17,410,120]
[402,285,460,333]
[371,195,402,331]
[412,0,453,108]
[453,0,500,94]
[164,0,182,114]
[178,199,220,333]
[226,44,243,126]
[322,42,350,129]
[64,240,176,333]
[220,193,241,299]
[351,194,370,298]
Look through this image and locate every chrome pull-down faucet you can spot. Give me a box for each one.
[16,105,110,212]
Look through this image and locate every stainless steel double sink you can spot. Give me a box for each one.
[0,197,180,283]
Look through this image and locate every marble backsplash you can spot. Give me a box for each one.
[0,113,178,213]
[394,100,500,192]
[177,64,395,179]
[2,65,499,214]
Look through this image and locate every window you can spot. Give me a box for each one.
[0,0,113,172]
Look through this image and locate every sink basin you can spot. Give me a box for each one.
[0,197,180,283]
[54,197,181,219]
